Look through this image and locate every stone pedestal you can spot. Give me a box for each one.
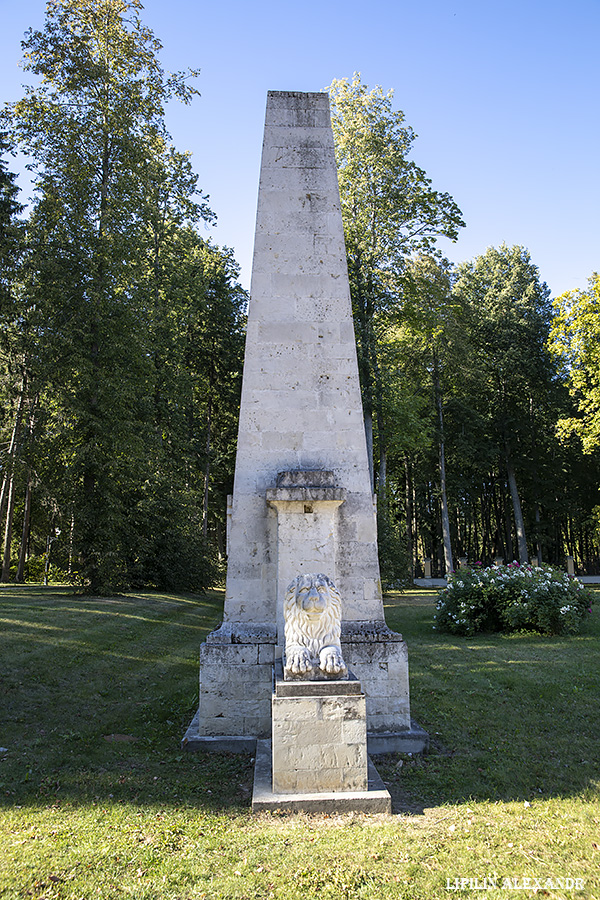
[272,663,367,793]
[341,624,410,740]
[251,662,391,814]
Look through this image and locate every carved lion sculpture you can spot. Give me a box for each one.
[283,573,347,680]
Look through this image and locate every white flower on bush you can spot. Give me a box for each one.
[434,562,594,636]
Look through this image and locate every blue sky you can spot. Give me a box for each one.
[1,0,598,297]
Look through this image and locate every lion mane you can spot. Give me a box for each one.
[283,573,347,679]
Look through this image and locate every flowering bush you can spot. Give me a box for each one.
[434,562,594,636]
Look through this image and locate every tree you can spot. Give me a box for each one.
[3,0,212,592]
[550,273,600,453]
[131,230,246,590]
[0,134,23,316]
[0,137,26,583]
[327,74,465,488]
[400,255,468,575]
[452,245,555,564]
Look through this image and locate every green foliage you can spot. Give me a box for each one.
[135,526,216,593]
[550,272,600,453]
[2,0,205,593]
[14,555,64,585]
[0,133,23,317]
[451,244,555,462]
[327,74,464,487]
[328,75,466,576]
[0,0,245,595]
[445,244,562,563]
[435,563,594,636]
[328,74,464,278]
[377,492,412,590]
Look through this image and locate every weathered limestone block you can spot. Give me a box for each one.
[195,639,275,739]
[272,669,368,794]
[341,626,411,733]
[267,475,347,641]
[282,572,347,680]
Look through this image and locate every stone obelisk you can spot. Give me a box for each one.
[225,89,383,632]
[185,91,423,755]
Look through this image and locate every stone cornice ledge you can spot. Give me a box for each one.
[341,621,404,642]
[266,486,346,503]
[206,623,277,644]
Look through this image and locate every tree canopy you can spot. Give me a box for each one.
[1,0,245,593]
[550,273,600,454]
[0,40,598,590]
[327,74,465,495]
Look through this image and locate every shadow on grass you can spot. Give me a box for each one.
[1,586,599,816]
[0,585,256,814]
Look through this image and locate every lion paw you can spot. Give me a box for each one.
[286,647,313,675]
[319,646,346,676]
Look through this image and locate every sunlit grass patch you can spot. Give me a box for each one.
[1,585,599,899]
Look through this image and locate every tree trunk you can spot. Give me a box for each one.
[44,532,52,586]
[491,477,507,560]
[439,441,453,574]
[472,500,480,562]
[349,251,375,492]
[0,384,26,525]
[371,334,387,494]
[364,408,374,493]
[378,446,387,492]
[202,350,215,540]
[503,488,514,561]
[202,393,212,539]
[534,503,542,566]
[433,351,453,575]
[81,124,110,593]
[15,474,33,583]
[506,452,528,564]
[1,470,17,581]
[404,455,415,579]
[215,516,224,561]
[15,395,38,583]
[68,511,75,577]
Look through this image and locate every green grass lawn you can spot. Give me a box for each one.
[1,584,599,899]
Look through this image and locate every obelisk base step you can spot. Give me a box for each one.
[251,740,391,814]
